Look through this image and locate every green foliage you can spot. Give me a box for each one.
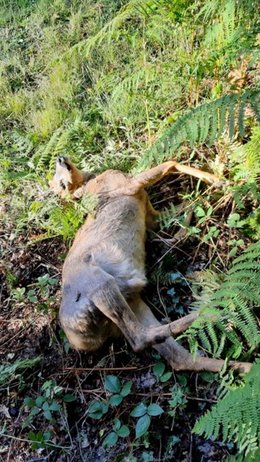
[87,400,109,420]
[103,418,130,448]
[87,375,132,420]
[167,384,188,417]
[231,126,260,182]
[27,431,53,450]
[87,374,163,442]
[23,379,76,428]
[104,375,133,406]
[153,361,172,383]
[0,0,259,460]
[0,357,41,387]
[182,242,260,357]
[130,402,164,438]
[137,91,260,169]
[10,272,58,311]
[194,360,260,459]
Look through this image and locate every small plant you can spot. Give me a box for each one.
[130,402,164,438]
[103,418,130,448]
[87,400,109,420]
[168,384,187,417]
[24,273,59,310]
[105,375,133,406]
[0,357,41,387]
[23,379,75,427]
[194,205,213,225]
[33,273,58,298]
[11,287,26,302]
[153,361,172,383]
[87,376,133,420]
[27,431,53,450]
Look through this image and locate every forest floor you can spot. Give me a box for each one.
[0,175,239,462]
[0,2,258,460]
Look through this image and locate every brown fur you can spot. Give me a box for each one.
[50,157,251,373]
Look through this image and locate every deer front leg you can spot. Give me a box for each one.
[130,297,252,373]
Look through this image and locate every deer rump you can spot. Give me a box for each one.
[50,157,251,373]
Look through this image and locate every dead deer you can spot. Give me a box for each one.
[50,157,251,373]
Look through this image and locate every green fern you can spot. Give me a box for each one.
[137,91,260,169]
[231,126,260,182]
[31,118,86,175]
[226,448,260,462]
[193,360,260,458]
[60,0,164,63]
[182,242,260,357]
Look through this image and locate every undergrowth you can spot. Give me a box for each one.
[0,0,259,461]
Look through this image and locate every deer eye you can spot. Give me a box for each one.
[60,180,66,190]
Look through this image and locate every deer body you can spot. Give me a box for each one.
[59,168,159,352]
[50,157,251,373]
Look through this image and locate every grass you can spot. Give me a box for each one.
[0,0,259,460]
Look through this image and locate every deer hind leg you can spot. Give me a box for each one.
[130,161,221,192]
[130,297,251,373]
[86,266,196,351]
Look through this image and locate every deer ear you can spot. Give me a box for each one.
[57,156,72,171]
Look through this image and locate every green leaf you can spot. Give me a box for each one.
[160,372,172,383]
[28,431,46,449]
[103,431,118,448]
[147,403,164,416]
[43,410,52,421]
[117,425,130,438]
[227,213,243,228]
[35,396,44,408]
[135,414,151,438]
[31,407,40,416]
[42,402,49,411]
[48,277,58,286]
[113,418,121,431]
[104,375,121,393]
[120,380,133,397]
[200,372,217,383]
[195,206,206,218]
[27,289,37,302]
[130,402,147,417]
[49,401,60,411]
[88,400,108,419]
[24,397,35,408]
[53,386,63,396]
[153,362,165,378]
[109,394,123,406]
[63,394,76,402]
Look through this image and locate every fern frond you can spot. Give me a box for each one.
[31,118,86,174]
[182,242,260,356]
[137,91,260,169]
[194,360,260,458]
[12,132,34,158]
[231,127,260,182]
[59,0,164,63]
[227,447,260,462]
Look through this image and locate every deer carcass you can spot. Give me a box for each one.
[50,157,251,373]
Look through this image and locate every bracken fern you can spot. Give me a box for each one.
[137,90,260,169]
[193,359,260,459]
[181,242,260,358]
